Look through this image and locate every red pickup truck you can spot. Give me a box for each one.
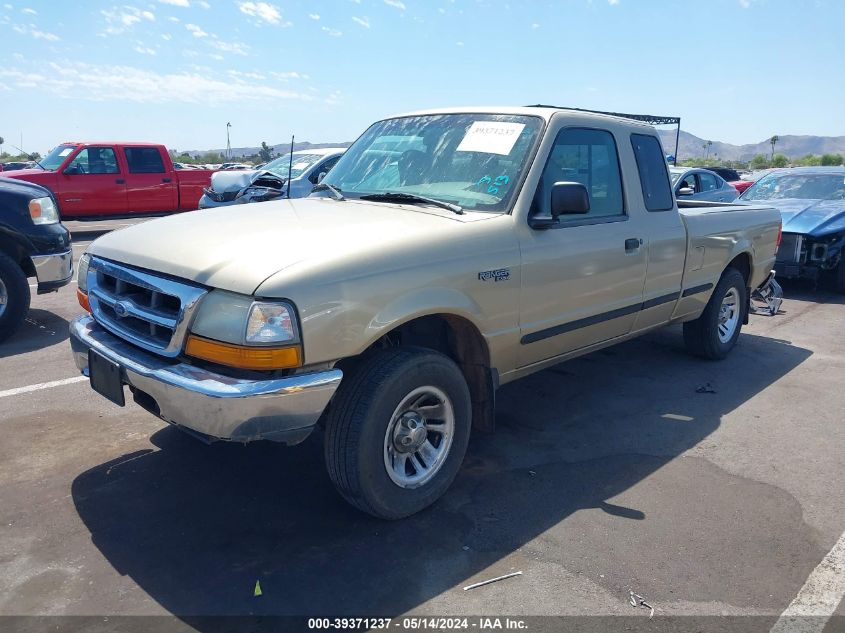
[1,142,214,218]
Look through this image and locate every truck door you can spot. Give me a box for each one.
[628,133,687,331]
[57,147,127,217]
[517,126,647,367]
[122,147,178,213]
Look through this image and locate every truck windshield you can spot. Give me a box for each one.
[39,144,78,171]
[741,173,845,201]
[317,113,543,212]
[263,153,324,179]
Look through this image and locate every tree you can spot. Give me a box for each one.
[771,153,789,168]
[795,154,822,167]
[820,153,843,166]
[0,136,4,156]
[259,141,274,163]
[770,135,779,162]
[750,154,770,170]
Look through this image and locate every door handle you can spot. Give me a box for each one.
[162,177,172,183]
[625,238,643,251]
[115,179,125,184]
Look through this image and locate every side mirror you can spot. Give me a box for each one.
[550,182,590,218]
[677,186,694,196]
[317,171,327,184]
[63,165,80,175]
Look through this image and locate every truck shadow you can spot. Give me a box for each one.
[71,328,811,619]
[0,309,69,359]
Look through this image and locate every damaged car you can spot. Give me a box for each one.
[198,148,345,209]
[739,166,845,291]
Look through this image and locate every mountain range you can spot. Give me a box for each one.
[656,130,845,161]
[188,132,845,163]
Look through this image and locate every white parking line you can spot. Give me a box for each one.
[0,376,87,399]
[769,529,845,633]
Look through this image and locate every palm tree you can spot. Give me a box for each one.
[770,135,779,162]
[705,140,713,160]
[0,136,4,158]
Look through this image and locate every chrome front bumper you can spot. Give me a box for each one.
[70,315,343,444]
[31,249,73,294]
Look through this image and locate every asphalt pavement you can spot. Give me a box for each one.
[0,218,843,630]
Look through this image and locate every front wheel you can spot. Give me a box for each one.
[324,348,471,520]
[683,268,747,360]
[0,252,31,343]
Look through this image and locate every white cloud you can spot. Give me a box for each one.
[197,0,210,7]
[352,15,369,28]
[271,71,308,80]
[134,44,156,55]
[237,1,287,25]
[12,23,59,40]
[321,26,342,36]
[384,0,405,9]
[455,40,463,46]
[185,22,207,37]
[101,6,155,35]
[1,60,316,105]
[21,6,35,14]
[209,38,248,54]
[308,13,319,20]
[159,0,189,5]
[161,33,172,40]
[2,4,13,10]
[608,0,619,4]
[168,16,180,21]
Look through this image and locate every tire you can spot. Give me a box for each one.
[683,267,747,360]
[835,257,845,294]
[324,347,472,520]
[0,251,31,343]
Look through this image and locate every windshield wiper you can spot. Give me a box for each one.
[359,192,463,215]
[312,182,345,201]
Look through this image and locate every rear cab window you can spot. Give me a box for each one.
[124,147,166,174]
[630,134,674,211]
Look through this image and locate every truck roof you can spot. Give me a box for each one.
[58,141,168,147]
[391,106,656,130]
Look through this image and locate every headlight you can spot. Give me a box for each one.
[29,197,59,225]
[77,253,91,292]
[188,291,301,370]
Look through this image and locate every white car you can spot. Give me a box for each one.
[199,148,345,208]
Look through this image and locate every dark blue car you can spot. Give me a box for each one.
[739,167,845,292]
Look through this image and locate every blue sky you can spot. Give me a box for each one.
[0,0,843,154]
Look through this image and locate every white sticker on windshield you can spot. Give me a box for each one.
[456,121,526,155]
[293,162,309,169]
[59,148,73,157]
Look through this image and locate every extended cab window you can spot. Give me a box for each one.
[698,171,720,192]
[630,133,673,211]
[124,147,165,174]
[531,128,624,220]
[66,147,119,175]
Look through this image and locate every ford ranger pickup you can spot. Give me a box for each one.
[3,142,214,219]
[69,107,783,519]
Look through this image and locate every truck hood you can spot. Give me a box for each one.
[763,198,845,236]
[86,197,480,295]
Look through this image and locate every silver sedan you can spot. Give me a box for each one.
[669,167,739,203]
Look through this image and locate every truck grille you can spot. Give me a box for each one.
[87,257,207,357]
[776,233,803,264]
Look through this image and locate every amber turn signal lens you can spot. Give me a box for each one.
[185,335,302,370]
[77,289,91,312]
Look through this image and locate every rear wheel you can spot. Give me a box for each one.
[324,347,471,520]
[683,268,746,360]
[0,252,31,343]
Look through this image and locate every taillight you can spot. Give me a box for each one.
[776,224,783,248]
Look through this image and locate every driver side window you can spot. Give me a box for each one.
[67,148,120,175]
[531,127,625,220]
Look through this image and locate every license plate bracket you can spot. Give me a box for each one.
[88,349,125,407]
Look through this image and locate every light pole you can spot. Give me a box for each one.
[226,122,232,160]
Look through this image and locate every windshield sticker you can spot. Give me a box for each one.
[457,122,526,155]
[59,148,73,157]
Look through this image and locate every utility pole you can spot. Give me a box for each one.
[226,122,232,160]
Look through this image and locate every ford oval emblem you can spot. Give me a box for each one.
[113,301,130,318]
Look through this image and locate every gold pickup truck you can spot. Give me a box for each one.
[70,107,782,519]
